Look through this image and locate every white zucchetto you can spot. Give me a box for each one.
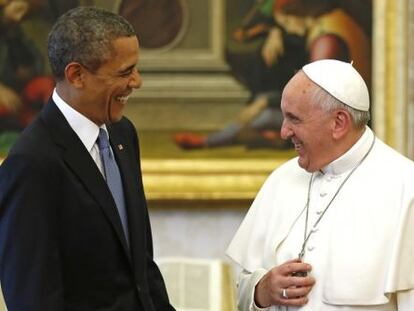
[302,59,370,111]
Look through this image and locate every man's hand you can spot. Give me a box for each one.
[254,259,315,308]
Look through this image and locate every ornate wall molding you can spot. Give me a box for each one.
[373,0,411,156]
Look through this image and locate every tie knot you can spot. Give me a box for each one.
[97,128,110,151]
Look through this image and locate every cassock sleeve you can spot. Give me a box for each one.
[397,289,414,310]
[238,269,270,311]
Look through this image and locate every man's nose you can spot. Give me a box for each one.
[129,69,142,89]
[280,120,292,140]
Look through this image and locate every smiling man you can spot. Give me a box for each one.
[227,59,414,310]
[0,7,175,311]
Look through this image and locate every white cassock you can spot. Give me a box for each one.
[227,127,414,311]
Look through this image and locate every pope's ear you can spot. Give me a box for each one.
[332,109,351,140]
[64,62,85,88]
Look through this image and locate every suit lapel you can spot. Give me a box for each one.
[41,101,132,262]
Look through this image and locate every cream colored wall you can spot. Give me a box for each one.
[149,205,246,308]
[149,207,246,263]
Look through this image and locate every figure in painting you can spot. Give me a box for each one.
[119,0,185,49]
[0,0,55,151]
[174,0,371,150]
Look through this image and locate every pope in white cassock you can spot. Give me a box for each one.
[226,59,414,311]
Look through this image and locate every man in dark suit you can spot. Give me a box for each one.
[0,7,175,311]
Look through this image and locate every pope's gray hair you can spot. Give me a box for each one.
[310,85,370,129]
[48,7,135,81]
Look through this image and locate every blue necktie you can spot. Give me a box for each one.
[97,128,130,247]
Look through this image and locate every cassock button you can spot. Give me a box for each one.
[316,210,323,215]
[307,246,315,251]
[311,227,319,233]
[320,191,327,197]
[136,285,141,292]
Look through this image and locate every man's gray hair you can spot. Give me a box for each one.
[310,84,370,129]
[48,7,135,80]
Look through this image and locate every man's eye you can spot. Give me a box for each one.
[286,114,300,124]
[120,71,131,77]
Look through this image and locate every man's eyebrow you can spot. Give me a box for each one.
[285,112,299,120]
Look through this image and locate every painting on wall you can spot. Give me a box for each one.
[0,0,201,156]
[0,0,371,154]
[173,0,372,154]
[0,0,53,155]
[0,0,373,202]
[129,0,374,202]
[120,0,187,50]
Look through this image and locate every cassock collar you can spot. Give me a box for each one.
[321,126,374,176]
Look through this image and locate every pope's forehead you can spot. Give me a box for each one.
[284,71,318,97]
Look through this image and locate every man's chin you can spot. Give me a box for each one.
[108,110,124,123]
[108,101,125,123]
[109,116,123,124]
[298,157,312,172]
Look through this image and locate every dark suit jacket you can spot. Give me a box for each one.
[0,100,175,311]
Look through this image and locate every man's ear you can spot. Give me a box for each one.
[332,109,351,140]
[64,62,85,88]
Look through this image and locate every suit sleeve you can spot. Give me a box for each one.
[128,121,175,310]
[0,154,64,311]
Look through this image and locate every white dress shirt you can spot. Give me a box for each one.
[52,89,106,176]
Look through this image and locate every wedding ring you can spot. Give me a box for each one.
[282,288,288,299]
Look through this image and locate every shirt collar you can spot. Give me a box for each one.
[53,89,107,152]
[321,126,374,176]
